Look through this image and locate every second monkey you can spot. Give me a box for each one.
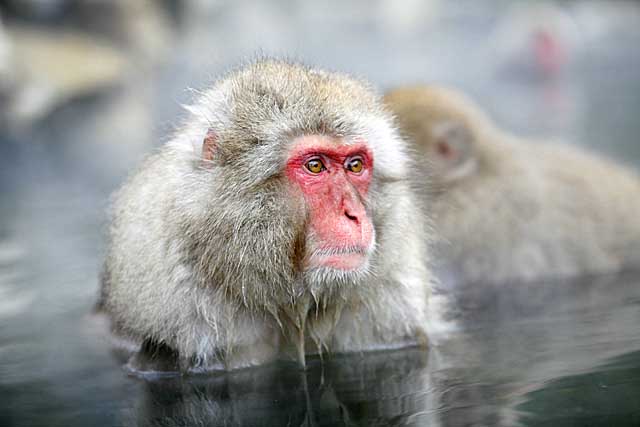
[385,85,640,286]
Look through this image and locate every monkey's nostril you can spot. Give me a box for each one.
[345,211,359,223]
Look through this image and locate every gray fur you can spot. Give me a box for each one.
[101,60,434,372]
[385,85,640,286]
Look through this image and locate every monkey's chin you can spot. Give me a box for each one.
[313,253,367,271]
[303,247,373,291]
[306,247,372,273]
[304,258,371,289]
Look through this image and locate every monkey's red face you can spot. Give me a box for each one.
[286,135,375,272]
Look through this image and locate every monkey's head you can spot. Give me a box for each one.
[170,60,413,310]
[384,85,492,185]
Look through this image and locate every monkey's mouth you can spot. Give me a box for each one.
[307,246,370,271]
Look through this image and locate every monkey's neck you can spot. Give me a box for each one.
[277,289,353,368]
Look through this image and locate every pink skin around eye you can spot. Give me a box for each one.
[285,135,375,271]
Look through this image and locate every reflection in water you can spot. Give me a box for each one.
[127,350,437,427]
[519,351,640,426]
[435,271,640,426]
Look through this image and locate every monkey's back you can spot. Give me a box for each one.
[433,135,640,285]
[102,149,211,349]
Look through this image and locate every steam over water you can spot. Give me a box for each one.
[1,1,640,425]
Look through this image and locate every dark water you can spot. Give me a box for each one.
[2,1,640,426]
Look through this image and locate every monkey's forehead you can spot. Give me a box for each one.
[230,60,375,97]
[178,60,411,181]
[236,63,377,112]
[198,61,389,136]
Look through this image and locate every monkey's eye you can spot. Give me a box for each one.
[305,158,326,174]
[346,158,364,174]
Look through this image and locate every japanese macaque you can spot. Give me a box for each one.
[384,85,640,286]
[99,60,434,373]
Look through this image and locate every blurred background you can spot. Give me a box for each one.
[2,0,640,173]
[1,1,640,426]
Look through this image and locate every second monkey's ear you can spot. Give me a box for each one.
[428,120,477,183]
[201,128,217,164]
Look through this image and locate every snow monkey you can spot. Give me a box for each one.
[384,85,640,286]
[99,60,435,373]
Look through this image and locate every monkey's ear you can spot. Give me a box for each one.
[201,128,217,163]
[428,121,477,182]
